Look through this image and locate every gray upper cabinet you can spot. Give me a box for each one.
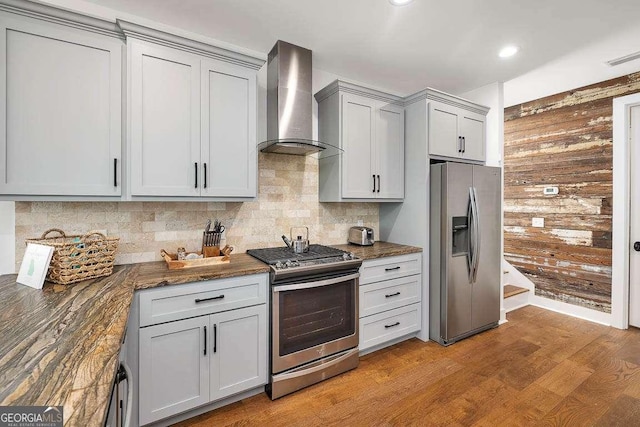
[122,23,263,199]
[129,40,201,197]
[408,88,488,164]
[0,10,123,198]
[201,59,256,198]
[315,80,404,202]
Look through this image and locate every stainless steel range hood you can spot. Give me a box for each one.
[258,41,341,156]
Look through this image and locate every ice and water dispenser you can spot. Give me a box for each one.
[452,216,468,256]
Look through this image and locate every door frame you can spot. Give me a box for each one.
[611,92,640,329]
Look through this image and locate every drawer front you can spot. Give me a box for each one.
[360,275,421,318]
[360,253,421,285]
[359,303,421,351]
[139,274,268,327]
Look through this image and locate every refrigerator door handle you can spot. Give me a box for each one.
[467,187,475,283]
[471,187,481,283]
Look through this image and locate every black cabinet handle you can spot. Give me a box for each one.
[213,324,217,353]
[377,175,380,193]
[385,266,401,272]
[204,163,207,189]
[113,158,118,187]
[372,174,376,193]
[458,136,462,153]
[635,241,640,252]
[195,162,198,188]
[204,325,207,356]
[195,294,224,303]
[385,291,401,298]
[385,322,400,329]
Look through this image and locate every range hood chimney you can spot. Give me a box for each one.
[258,40,341,156]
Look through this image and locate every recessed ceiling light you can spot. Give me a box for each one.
[389,0,414,6]
[499,45,519,58]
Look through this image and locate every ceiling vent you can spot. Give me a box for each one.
[606,51,640,67]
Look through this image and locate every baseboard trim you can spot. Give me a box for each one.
[530,295,611,326]
[499,308,508,324]
[359,332,419,356]
[146,386,265,427]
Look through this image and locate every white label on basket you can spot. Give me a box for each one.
[17,243,54,289]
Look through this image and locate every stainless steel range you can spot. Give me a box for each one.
[247,244,362,399]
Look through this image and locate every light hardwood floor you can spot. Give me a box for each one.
[176,306,640,426]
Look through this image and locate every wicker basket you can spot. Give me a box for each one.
[25,228,119,285]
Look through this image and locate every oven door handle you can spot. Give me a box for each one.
[273,273,360,292]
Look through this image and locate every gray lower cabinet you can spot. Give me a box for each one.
[139,316,210,425]
[210,306,266,401]
[359,253,422,353]
[138,274,268,426]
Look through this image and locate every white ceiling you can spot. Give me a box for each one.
[84,0,640,96]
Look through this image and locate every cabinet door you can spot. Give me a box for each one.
[341,93,376,199]
[201,59,257,197]
[210,305,267,402]
[376,103,404,199]
[0,15,121,196]
[459,113,485,162]
[129,40,201,196]
[139,316,209,425]
[428,102,460,159]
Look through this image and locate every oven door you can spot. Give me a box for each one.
[272,272,359,374]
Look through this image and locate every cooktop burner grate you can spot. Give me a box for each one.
[246,244,347,265]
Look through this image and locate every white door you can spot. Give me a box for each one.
[0,16,122,196]
[629,105,640,327]
[201,59,257,198]
[428,102,460,159]
[129,39,201,196]
[139,316,209,425]
[460,113,486,162]
[341,93,376,199]
[210,305,267,401]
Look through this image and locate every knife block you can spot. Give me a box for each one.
[202,245,220,258]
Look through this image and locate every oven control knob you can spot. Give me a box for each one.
[285,260,294,268]
[275,261,284,269]
[349,252,356,259]
[343,253,350,260]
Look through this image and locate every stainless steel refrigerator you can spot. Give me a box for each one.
[429,162,501,345]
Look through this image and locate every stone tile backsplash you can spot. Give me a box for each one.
[14,154,379,270]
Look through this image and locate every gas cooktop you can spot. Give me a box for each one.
[246,244,361,282]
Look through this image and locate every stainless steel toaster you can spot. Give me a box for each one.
[348,226,375,246]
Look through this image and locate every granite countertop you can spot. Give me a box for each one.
[0,253,269,427]
[332,241,422,260]
[0,244,416,426]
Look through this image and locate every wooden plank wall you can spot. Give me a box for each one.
[503,72,640,313]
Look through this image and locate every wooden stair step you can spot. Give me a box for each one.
[504,284,530,299]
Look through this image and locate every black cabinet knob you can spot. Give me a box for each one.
[635,241,640,252]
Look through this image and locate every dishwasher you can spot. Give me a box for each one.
[105,334,133,427]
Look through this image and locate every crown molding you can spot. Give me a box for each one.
[0,0,122,39]
[117,19,265,70]
[314,79,404,105]
[404,87,490,115]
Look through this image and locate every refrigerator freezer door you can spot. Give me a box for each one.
[443,163,474,341]
[471,165,501,331]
